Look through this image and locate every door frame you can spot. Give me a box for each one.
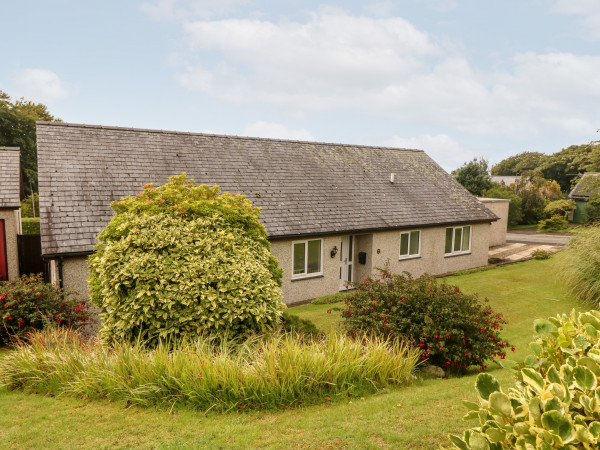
[0,219,8,281]
[339,235,355,290]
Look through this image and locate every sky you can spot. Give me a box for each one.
[2,0,600,171]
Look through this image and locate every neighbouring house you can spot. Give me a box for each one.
[37,122,499,305]
[0,147,22,281]
[477,198,509,247]
[491,176,520,187]
[568,172,600,223]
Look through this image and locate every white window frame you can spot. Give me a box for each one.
[399,230,421,260]
[292,238,323,279]
[444,225,472,256]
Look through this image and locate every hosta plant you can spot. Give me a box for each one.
[451,310,600,449]
[89,174,285,345]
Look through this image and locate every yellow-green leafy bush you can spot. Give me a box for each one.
[89,174,284,344]
[451,310,600,449]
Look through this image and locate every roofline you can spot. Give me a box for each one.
[0,147,20,151]
[36,121,425,153]
[41,218,496,257]
[0,206,20,210]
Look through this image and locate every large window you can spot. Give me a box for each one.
[292,239,322,278]
[399,230,420,259]
[445,226,471,255]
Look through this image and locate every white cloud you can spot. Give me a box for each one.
[386,134,474,172]
[551,0,600,39]
[14,69,69,102]
[141,0,247,21]
[242,121,315,141]
[170,9,600,141]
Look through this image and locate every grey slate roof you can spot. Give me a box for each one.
[0,147,21,208]
[36,122,498,256]
[569,173,600,200]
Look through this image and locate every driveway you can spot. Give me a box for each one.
[506,228,572,246]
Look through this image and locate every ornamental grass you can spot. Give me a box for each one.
[0,328,420,412]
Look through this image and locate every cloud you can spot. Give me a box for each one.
[140,0,247,21]
[386,134,474,172]
[551,0,600,40]
[14,69,69,102]
[171,9,600,141]
[242,121,315,141]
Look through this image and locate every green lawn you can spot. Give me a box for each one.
[0,255,583,449]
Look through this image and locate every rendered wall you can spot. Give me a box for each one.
[0,209,20,280]
[478,198,509,247]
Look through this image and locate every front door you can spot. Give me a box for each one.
[339,235,354,290]
[0,220,7,281]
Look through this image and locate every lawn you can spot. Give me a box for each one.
[0,255,583,449]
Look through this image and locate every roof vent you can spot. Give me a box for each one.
[390,173,395,184]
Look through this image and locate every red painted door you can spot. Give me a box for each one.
[0,220,7,281]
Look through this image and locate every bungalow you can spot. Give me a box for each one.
[36,122,499,305]
[0,147,22,281]
[568,172,600,223]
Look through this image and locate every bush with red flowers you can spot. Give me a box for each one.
[339,270,513,372]
[0,274,95,345]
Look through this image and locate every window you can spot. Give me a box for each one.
[445,226,471,255]
[292,239,322,278]
[399,230,420,259]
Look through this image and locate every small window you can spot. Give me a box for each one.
[445,226,471,255]
[399,230,420,259]
[292,239,322,278]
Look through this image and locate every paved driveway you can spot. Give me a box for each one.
[506,232,571,246]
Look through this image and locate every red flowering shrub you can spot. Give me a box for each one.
[0,274,95,345]
[339,271,513,372]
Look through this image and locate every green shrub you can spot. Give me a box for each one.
[544,199,576,219]
[562,226,600,305]
[280,310,320,336]
[586,193,600,224]
[88,174,285,345]
[531,249,552,260]
[0,328,420,411]
[21,218,40,234]
[538,215,569,232]
[20,193,39,218]
[311,291,353,305]
[339,271,512,372]
[451,310,600,449]
[0,274,94,345]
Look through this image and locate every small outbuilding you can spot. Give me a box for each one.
[36,122,499,305]
[568,172,600,223]
[0,147,22,281]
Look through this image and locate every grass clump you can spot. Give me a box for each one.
[562,226,600,306]
[531,249,552,260]
[0,328,420,412]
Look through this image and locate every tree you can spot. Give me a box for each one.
[452,158,492,197]
[0,91,59,197]
[88,174,285,345]
[491,151,546,176]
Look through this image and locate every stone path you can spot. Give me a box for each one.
[488,242,563,262]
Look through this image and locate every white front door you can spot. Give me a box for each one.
[339,235,354,290]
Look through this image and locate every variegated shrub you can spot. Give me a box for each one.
[451,310,600,449]
[89,174,285,344]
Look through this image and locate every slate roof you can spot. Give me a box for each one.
[0,147,21,209]
[36,122,498,256]
[569,173,600,200]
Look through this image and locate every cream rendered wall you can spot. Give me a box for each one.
[0,209,20,280]
[478,198,509,247]
[62,256,91,299]
[370,223,490,278]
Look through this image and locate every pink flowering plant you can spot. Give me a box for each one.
[339,270,513,373]
[0,274,95,345]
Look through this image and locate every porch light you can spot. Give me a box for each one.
[330,246,338,258]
